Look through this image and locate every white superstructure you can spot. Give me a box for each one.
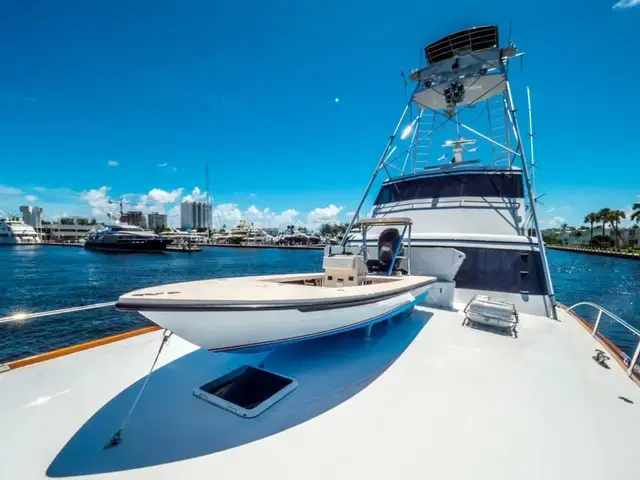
[343,26,554,318]
[0,217,41,244]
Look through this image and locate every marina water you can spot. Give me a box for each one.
[1,246,638,363]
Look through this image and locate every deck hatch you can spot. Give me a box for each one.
[193,366,298,418]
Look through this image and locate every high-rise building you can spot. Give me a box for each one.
[147,212,167,230]
[120,211,147,228]
[180,201,212,230]
[20,205,43,227]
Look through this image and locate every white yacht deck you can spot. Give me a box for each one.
[1,306,638,479]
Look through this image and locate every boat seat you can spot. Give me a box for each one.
[366,228,404,274]
[462,294,519,337]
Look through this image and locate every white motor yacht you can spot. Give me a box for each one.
[84,223,171,253]
[0,217,41,244]
[1,26,639,480]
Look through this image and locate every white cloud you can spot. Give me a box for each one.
[167,205,181,227]
[546,207,555,213]
[172,167,178,172]
[107,160,119,167]
[249,192,257,197]
[613,0,640,8]
[545,216,566,228]
[148,188,183,204]
[157,162,168,167]
[307,204,343,228]
[213,203,243,226]
[272,208,300,227]
[0,185,22,195]
[81,186,113,218]
[182,186,207,203]
[25,195,38,202]
[347,211,356,217]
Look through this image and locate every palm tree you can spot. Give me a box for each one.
[597,208,611,236]
[560,223,568,232]
[607,210,626,248]
[631,203,640,224]
[584,212,597,243]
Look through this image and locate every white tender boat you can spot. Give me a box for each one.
[117,218,436,352]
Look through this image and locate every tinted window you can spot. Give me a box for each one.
[374,172,523,204]
[452,246,548,295]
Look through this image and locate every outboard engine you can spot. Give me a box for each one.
[378,228,403,272]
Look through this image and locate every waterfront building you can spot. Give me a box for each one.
[40,223,95,242]
[180,201,212,230]
[120,211,147,228]
[147,212,167,230]
[20,205,43,228]
[262,227,280,236]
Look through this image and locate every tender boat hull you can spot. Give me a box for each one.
[117,273,434,352]
[140,286,428,352]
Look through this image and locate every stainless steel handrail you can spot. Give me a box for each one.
[0,301,116,325]
[567,302,640,377]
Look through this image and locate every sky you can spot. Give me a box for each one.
[0,0,639,229]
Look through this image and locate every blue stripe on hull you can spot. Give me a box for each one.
[210,290,428,354]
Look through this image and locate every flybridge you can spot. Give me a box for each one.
[343,24,536,233]
[341,25,557,317]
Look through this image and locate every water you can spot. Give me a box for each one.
[1,246,639,363]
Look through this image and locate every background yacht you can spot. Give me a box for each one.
[84,223,171,253]
[0,217,41,245]
[161,228,211,245]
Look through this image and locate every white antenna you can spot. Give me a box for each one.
[527,86,536,203]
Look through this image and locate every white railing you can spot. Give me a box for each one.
[567,302,640,378]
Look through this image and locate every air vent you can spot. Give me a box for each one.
[193,366,298,418]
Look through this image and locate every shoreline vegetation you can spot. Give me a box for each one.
[543,203,640,254]
[546,244,640,260]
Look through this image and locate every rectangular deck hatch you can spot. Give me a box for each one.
[193,366,298,418]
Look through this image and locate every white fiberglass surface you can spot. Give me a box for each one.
[1,307,639,479]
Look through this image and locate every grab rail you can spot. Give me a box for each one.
[567,302,640,377]
[0,301,116,325]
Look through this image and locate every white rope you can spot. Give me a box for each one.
[0,301,116,324]
[104,329,172,449]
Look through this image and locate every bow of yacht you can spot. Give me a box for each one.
[2,302,639,479]
[1,25,639,480]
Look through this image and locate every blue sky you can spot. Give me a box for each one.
[0,0,639,229]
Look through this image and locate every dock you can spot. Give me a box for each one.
[547,244,640,260]
[166,244,201,252]
[22,242,324,251]
[204,243,324,251]
[40,242,83,247]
